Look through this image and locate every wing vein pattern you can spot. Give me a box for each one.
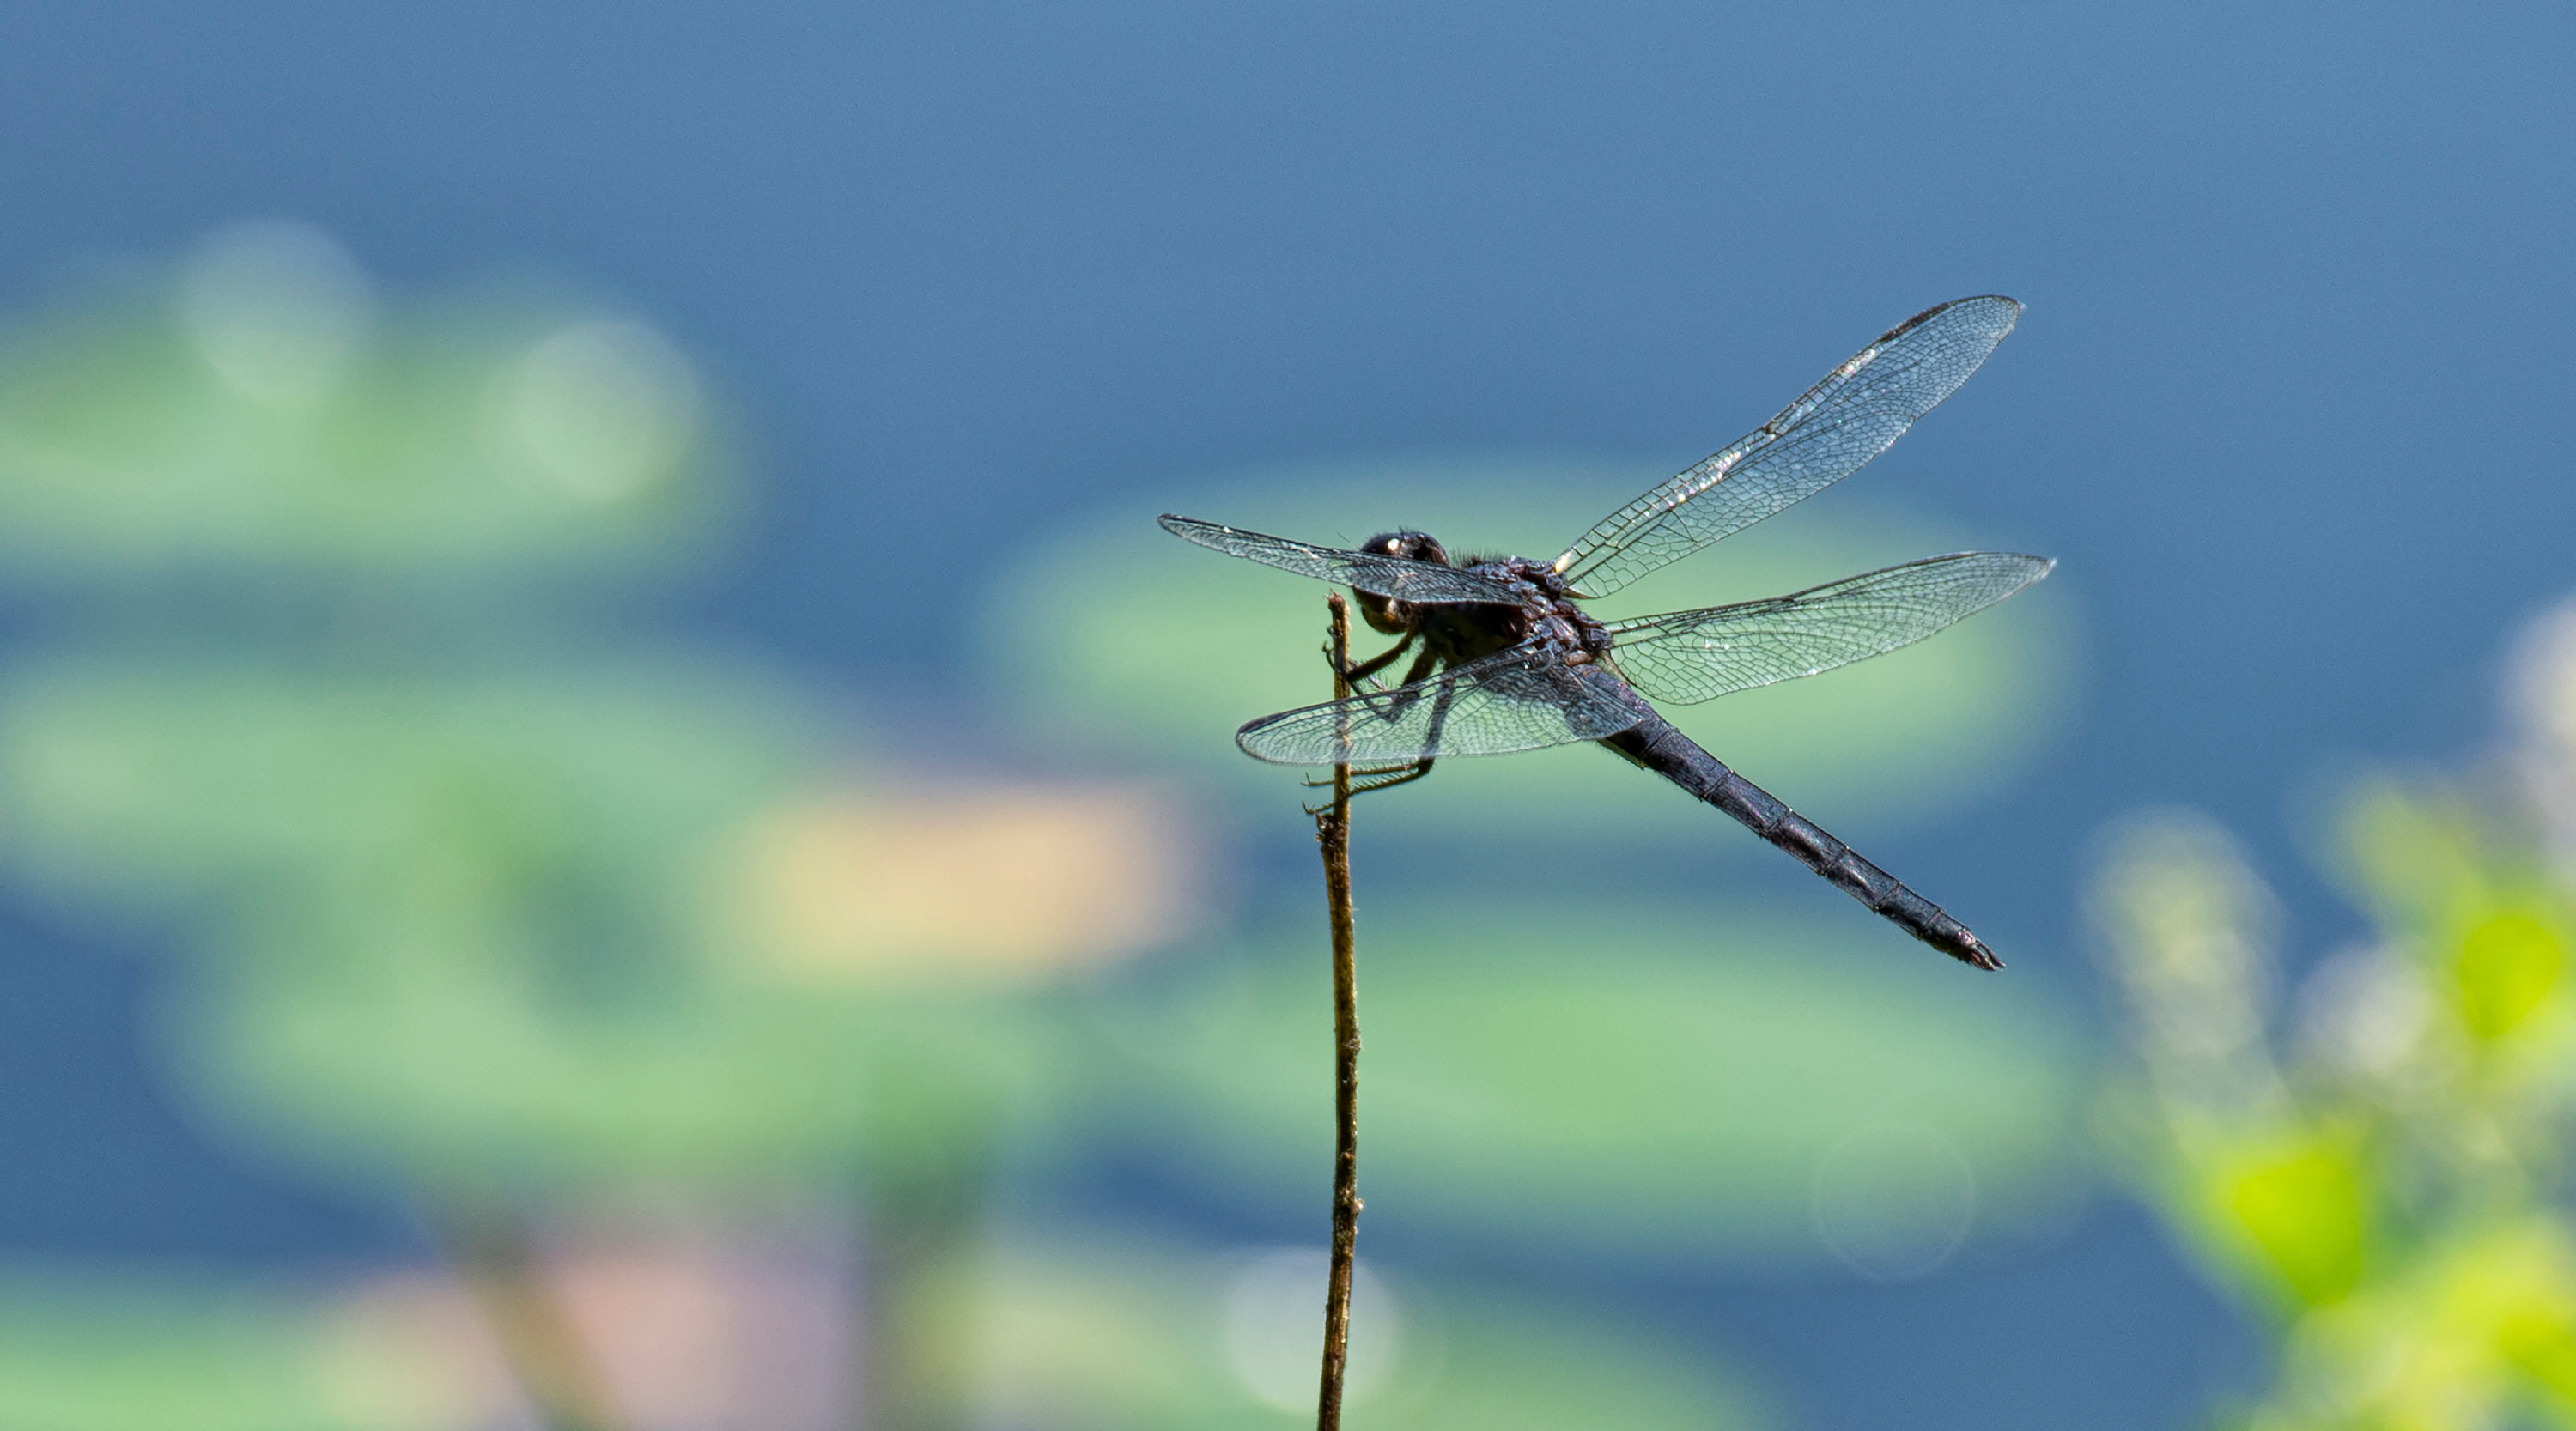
[1236,648,1651,766]
[1604,551,2053,706]
[1552,295,2022,598]
[1160,515,1526,605]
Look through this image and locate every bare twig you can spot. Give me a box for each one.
[1314,593,1363,1431]
[440,1206,623,1431]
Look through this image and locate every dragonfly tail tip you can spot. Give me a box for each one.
[1946,932,2005,972]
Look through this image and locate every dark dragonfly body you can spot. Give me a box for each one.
[1597,714,1997,967]
[1163,296,2053,970]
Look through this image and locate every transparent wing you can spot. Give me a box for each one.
[1604,552,2053,705]
[1162,515,1526,605]
[1235,648,1649,766]
[1552,296,2022,598]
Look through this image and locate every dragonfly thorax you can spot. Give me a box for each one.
[1460,557,1615,666]
[1347,532,1609,668]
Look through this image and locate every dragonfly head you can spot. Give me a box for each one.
[1353,531,1449,634]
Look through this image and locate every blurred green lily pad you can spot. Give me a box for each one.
[0,652,1078,1194]
[0,226,724,580]
[0,1270,355,1431]
[938,1232,1761,1431]
[981,458,2075,847]
[1085,900,2087,1267]
[0,653,816,919]
[176,946,1066,1198]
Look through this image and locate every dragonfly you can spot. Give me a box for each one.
[1162,296,2052,970]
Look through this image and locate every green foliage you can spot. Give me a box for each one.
[2456,913,2566,1041]
[2217,1135,2367,1306]
[2093,791,2576,1431]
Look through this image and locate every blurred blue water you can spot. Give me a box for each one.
[1,2,2569,1427]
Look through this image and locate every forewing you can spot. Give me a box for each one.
[1605,552,2053,705]
[1553,296,2022,598]
[1235,648,1649,766]
[1161,515,1525,604]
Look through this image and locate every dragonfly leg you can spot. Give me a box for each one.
[1349,758,1436,795]
[1301,757,1434,813]
[1303,756,1437,791]
[1329,646,1439,729]
[1301,670,1456,799]
[1327,631,1415,688]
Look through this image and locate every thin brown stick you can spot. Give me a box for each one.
[1315,593,1363,1431]
[439,1207,623,1431]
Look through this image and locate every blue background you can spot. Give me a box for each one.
[2,3,2570,1428]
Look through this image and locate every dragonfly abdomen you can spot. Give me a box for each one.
[1599,712,2003,971]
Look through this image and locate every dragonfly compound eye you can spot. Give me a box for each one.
[1354,589,1413,634]
[1361,531,1449,566]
